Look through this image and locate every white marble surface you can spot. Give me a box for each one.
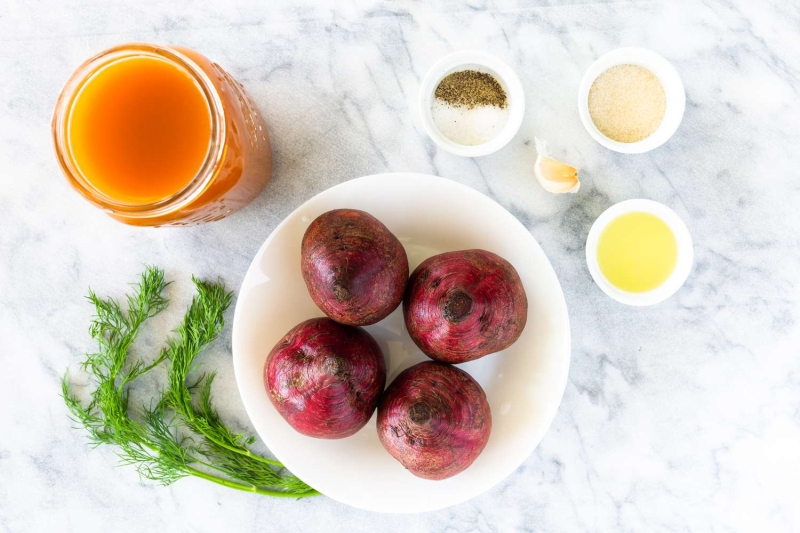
[1,0,799,531]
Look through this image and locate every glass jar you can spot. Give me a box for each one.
[52,43,271,226]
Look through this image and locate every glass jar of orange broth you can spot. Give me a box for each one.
[52,43,271,226]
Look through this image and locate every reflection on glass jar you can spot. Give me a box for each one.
[52,43,271,226]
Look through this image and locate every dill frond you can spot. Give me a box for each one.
[61,267,319,499]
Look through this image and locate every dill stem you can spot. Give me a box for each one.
[237,449,283,468]
[192,426,283,467]
[186,465,320,498]
[138,435,309,498]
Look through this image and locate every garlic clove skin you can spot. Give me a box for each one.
[533,137,580,194]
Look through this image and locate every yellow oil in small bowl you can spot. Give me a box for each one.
[596,211,677,293]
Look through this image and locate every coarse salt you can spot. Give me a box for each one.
[431,99,509,146]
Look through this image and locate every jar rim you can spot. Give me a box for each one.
[51,43,226,217]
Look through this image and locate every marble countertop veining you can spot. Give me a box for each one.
[2,0,799,531]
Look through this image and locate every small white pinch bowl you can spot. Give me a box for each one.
[578,47,686,154]
[585,199,693,306]
[418,50,525,157]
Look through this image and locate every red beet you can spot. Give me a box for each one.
[377,362,492,480]
[301,209,409,326]
[404,249,528,363]
[264,318,386,439]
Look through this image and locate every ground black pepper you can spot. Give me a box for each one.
[434,70,508,109]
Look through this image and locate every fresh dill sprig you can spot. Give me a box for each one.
[61,266,319,498]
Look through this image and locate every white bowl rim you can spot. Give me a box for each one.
[418,50,525,157]
[585,198,694,306]
[578,47,686,154]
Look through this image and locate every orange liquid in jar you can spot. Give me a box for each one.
[68,56,211,205]
[54,44,272,226]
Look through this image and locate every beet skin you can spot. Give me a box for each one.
[403,249,528,363]
[264,318,386,439]
[301,209,409,326]
[377,362,492,480]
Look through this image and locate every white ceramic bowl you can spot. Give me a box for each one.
[578,47,686,154]
[418,51,525,157]
[585,199,693,306]
[232,173,571,513]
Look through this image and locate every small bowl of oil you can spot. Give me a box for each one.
[586,199,693,306]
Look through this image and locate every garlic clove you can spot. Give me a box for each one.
[533,137,580,194]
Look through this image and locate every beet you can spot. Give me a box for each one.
[403,249,528,363]
[264,317,386,439]
[301,209,409,326]
[377,362,492,480]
